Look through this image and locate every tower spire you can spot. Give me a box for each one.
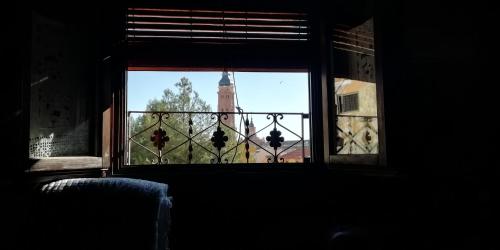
[219,71,232,86]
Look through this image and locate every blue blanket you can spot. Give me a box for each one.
[27,177,172,250]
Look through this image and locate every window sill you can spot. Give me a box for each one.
[27,156,103,172]
[330,154,380,165]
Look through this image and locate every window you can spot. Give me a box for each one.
[22,2,386,173]
[27,8,101,171]
[338,93,359,113]
[105,3,384,169]
[329,9,385,163]
[126,71,310,165]
[118,6,315,167]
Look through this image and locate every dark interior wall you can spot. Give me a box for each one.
[2,4,29,175]
[1,3,28,247]
[378,1,498,171]
[1,3,100,249]
[377,1,497,248]
[115,167,406,250]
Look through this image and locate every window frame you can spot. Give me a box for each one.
[24,7,105,173]
[112,5,322,170]
[123,69,312,167]
[113,3,388,171]
[326,12,387,167]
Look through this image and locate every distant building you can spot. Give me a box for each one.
[334,78,378,154]
[335,78,377,117]
[280,146,311,163]
[254,140,310,163]
[249,118,256,138]
[247,118,266,145]
[217,71,310,163]
[217,71,235,128]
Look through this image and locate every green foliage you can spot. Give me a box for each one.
[129,77,214,164]
[128,77,252,165]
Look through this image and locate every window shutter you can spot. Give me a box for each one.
[127,8,310,44]
[332,18,376,83]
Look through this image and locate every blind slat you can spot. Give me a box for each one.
[332,19,374,55]
[128,29,308,37]
[128,17,307,27]
[129,31,306,40]
[128,23,308,33]
[129,8,308,18]
[332,19,376,83]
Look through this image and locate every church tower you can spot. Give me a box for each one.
[249,118,256,138]
[217,71,235,128]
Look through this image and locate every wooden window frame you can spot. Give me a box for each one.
[326,12,387,167]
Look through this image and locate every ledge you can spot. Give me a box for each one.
[27,157,103,172]
[330,154,380,165]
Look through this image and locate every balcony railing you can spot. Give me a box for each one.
[126,111,309,165]
[336,115,378,154]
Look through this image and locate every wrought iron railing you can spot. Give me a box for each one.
[126,111,309,165]
[336,115,378,154]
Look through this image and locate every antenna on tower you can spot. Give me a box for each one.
[233,71,243,114]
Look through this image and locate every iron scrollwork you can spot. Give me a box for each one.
[127,111,307,165]
[267,129,284,149]
[335,115,378,154]
[151,128,169,151]
[188,116,193,163]
[244,116,250,163]
[211,126,228,151]
[265,113,285,163]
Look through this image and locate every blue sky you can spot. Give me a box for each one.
[127,71,310,140]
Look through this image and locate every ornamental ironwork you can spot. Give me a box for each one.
[335,115,379,154]
[188,116,193,163]
[126,111,309,165]
[266,129,284,149]
[211,126,228,151]
[151,128,169,151]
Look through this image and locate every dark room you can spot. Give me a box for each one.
[1,0,497,249]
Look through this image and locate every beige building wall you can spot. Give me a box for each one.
[335,78,379,154]
[335,78,377,117]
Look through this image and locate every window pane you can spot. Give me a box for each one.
[126,71,310,165]
[332,17,379,155]
[334,79,378,154]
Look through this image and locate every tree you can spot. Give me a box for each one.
[128,77,254,165]
[129,77,215,164]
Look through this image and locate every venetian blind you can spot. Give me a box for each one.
[127,8,310,44]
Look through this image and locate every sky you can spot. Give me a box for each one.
[127,71,310,140]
